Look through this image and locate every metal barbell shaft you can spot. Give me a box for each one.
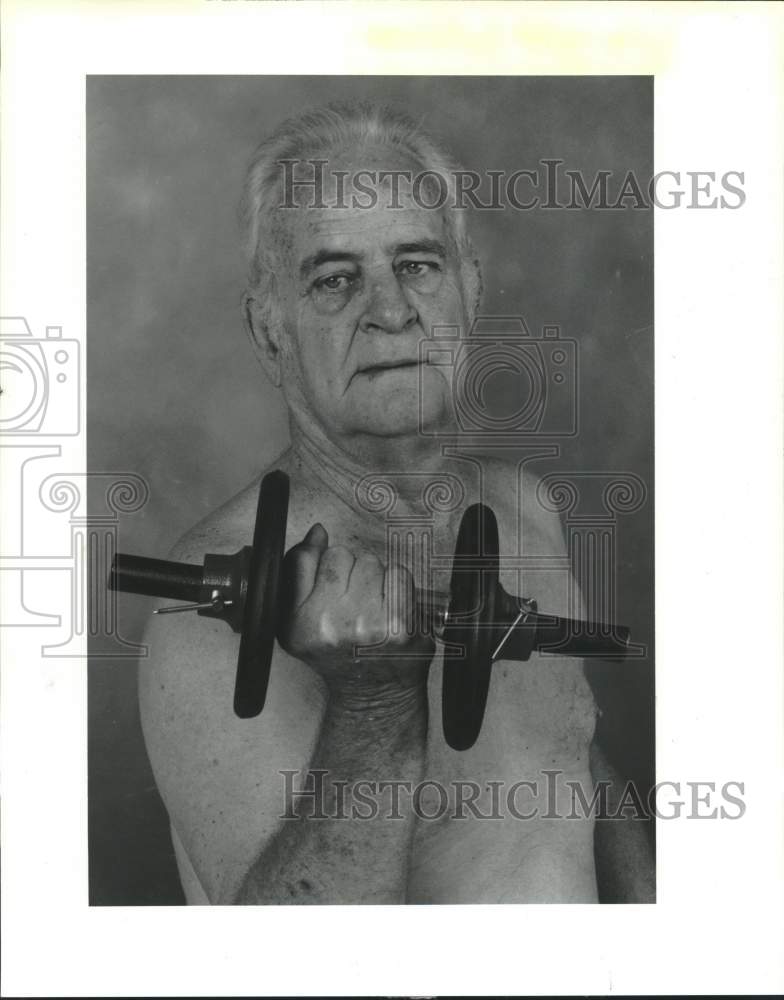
[415,587,629,659]
[110,553,628,660]
[110,553,204,603]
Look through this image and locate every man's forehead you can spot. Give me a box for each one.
[277,199,452,276]
[303,204,447,245]
[272,139,456,267]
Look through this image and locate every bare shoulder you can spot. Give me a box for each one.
[138,453,325,903]
[479,459,572,619]
[166,475,263,562]
[481,457,565,550]
[167,450,342,559]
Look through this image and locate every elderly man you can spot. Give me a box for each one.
[139,102,653,905]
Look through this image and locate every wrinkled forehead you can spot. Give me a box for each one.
[270,140,458,272]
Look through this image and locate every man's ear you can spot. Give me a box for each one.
[243,291,283,387]
[460,250,483,329]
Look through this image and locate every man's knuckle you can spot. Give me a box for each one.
[355,550,380,570]
[353,616,372,645]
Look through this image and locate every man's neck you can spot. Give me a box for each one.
[290,416,457,519]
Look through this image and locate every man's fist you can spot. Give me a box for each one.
[277,524,435,691]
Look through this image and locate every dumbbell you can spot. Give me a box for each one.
[109,470,630,751]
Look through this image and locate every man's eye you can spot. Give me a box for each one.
[314,273,353,292]
[396,259,443,292]
[398,260,440,277]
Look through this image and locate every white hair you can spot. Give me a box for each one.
[240,101,482,325]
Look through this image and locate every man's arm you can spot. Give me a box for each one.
[233,684,426,904]
[523,464,655,902]
[590,737,656,903]
[232,524,432,904]
[139,507,327,906]
[495,463,654,902]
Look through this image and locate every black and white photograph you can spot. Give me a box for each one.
[88,76,655,907]
[2,2,782,996]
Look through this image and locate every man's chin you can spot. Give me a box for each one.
[343,378,453,438]
[347,409,455,440]
[350,417,431,439]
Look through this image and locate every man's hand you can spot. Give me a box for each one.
[277,523,435,700]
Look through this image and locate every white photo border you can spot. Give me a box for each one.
[2,1,782,996]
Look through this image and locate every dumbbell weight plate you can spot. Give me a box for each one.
[233,470,290,718]
[441,503,499,751]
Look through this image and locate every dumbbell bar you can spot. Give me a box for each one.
[109,471,630,750]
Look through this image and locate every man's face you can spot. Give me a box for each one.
[271,145,469,443]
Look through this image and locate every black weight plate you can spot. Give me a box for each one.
[233,470,290,718]
[442,502,499,751]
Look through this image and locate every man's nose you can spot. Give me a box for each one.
[359,273,418,334]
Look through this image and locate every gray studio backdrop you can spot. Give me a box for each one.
[88,76,653,904]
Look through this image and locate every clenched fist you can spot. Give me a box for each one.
[276,524,435,694]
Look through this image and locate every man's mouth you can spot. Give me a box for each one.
[357,360,422,376]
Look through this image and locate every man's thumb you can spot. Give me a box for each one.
[302,522,328,552]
